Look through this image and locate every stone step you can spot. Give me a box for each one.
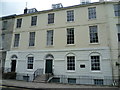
[34,74,53,83]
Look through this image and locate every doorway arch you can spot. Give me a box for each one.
[11,55,17,72]
[45,54,54,74]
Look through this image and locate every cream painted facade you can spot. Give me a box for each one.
[4,1,120,85]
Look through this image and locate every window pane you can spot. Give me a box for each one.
[14,34,20,47]
[27,57,34,69]
[48,13,54,24]
[67,10,74,22]
[16,18,22,28]
[67,56,75,70]
[2,21,7,30]
[89,26,98,43]
[68,78,76,84]
[88,7,96,19]
[67,28,74,44]
[29,32,35,46]
[31,16,37,26]
[91,56,100,71]
[47,30,54,46]
[114,4,120,16]
[94,79,103,85]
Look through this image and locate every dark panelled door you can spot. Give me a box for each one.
[45,59,52,73]
[11,60,16,72]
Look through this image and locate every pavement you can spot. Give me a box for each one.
[1,79,119,89]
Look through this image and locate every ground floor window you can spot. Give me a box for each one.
[91,56,100,71]
[67,56,75,71]
[94,79,103,85]
[68,78,76,84]
[50,77,60,83]
[27,57,34,69]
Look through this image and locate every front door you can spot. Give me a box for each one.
[45,59,53,73]
[11,60,16,72]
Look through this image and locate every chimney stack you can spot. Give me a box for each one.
[24,7,27,14]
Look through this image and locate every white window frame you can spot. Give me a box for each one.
[88,7,96,19]
[13,34,20,47]
[67,10,74,22]
[67,28,74,45]
[66,53,76,72]
[114,4,120,16]
[2,21,8,30]
[29,32,35,46]
[31,16,37,26]
[46,30,54,46]
[89,53,101,72]
[89,25,99,43]
[48,13,54,24]
[27,56,34,70]
[16,18,22,28]
[117,24,120,42]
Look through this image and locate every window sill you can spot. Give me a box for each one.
[26,69,34,72]
[28,46,35,49]
[16,27,21,29]
[46,45,54,48]
[66,70,76,73]
[89,43,100,45]
[66,21,75,23]
[12,47,19,49]
[90,71,102,73]
[29,25,37,28]
[47,23,55,26]
[88,18,97,21]
[114,16,120,18]
[66,44,75,47]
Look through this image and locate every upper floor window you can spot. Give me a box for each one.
[67,56,75,71]
[29,32,35,46]
[2,21,7,30]
[27,57,34,69]
[47,30,54,46]
[1,34,5,41]
[91,55,100,71]
[13,34,20,47]
[67,10,74,22]
[48,13,54,24]
[88,7,96,19]
[89,26,98,43]
[67,28,74,44]
[117,24,120,41]
[16,18,22,28]
[31,16,37,26]
[114,4,120,16]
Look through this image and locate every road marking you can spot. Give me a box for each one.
[0,85,30,90]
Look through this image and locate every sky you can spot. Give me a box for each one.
[0,0,103,17]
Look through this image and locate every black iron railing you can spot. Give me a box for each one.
[49,75,120,87]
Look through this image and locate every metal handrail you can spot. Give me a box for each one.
[33,68,43,80]
[4,67,11,73]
